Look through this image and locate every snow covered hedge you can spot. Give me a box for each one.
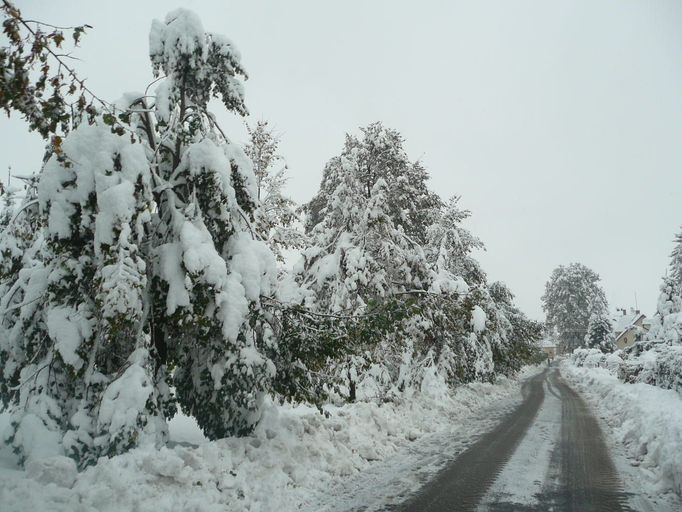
[570,348,623,373]
[618,343,682,395]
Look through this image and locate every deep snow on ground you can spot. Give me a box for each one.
[0,366,543,512]
[562,361,682,508]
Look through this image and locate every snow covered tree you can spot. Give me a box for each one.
[143,9,279,440]
[619,232,682,391]
[488,281,544,373]
[0,177,19,228]
[643,230,682,346]
[426,196,486,287]
[584,310,615,352]
[0,122,170,466]
[244,121,305,262]
[1,8,283,465]
[542,263,608,352]
[305,122,441,245]
[645,275,682,346]
[301,124,518,396]
[670,227,682,285]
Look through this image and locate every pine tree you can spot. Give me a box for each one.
[645,275,682,346]
[670,227,682,285]
[584,310,615,353]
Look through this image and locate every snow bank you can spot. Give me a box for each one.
[0,367,540,512]
[561,362,682,498]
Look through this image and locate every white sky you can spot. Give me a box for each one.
[2,0,682,320]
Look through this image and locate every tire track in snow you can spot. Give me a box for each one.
[477,376,561,510]
[395,370,547,511]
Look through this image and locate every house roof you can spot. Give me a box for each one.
[539,338,557,348]
[612,313,645,335]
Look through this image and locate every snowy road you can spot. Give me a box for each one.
[394,367,678,512]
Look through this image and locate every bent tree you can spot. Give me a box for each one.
[0,8,279,466]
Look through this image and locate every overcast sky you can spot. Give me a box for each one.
[2,0,682,319]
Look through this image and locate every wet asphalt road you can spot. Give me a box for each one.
[396,367,628,512]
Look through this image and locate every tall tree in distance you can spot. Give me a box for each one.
[541,262,608,352]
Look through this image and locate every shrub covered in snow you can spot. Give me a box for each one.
[570,348,623,374]
[618,343,682,395]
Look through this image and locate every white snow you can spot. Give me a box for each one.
[471,305,487,333]
[0,367,543,512]
[150,9,207,75]
[157,242,191,314]
[45,306,92,371]
[95,349,161,451]
[38,121,149,242]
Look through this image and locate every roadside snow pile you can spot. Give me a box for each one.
[571,348,623,372]
[618,344,682,395]
[562,363,682,498]
[571,345,682,397]
[0,366,540,512]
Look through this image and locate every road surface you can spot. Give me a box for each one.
[397,367,630,512]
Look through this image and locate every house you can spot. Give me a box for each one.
[612,308,648,350]
[540,339,557,360]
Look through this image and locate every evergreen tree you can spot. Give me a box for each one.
[669,227,682,285]
[584,310,615,353]
[645,275,682,346]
